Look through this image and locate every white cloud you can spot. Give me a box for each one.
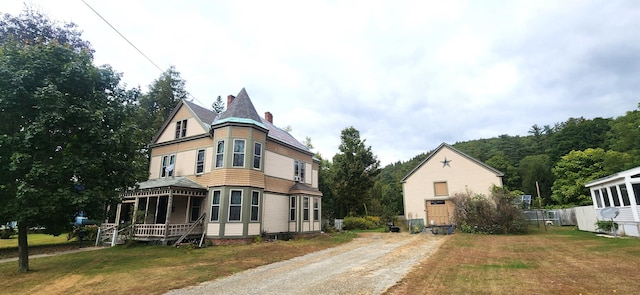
[3,0,639,165]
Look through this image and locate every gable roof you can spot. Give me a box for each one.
[151,99,214,144]
[585,166,640,187]
[260,117,312,155]
[400,142,504,183]
[184,99,217,129]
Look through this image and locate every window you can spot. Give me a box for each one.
[161,154,176,177]
[294,160,305,182]
[175,119,187,139]
[313,198,319,221]
[601,188,611,207]
[190,198,201,222]
[210,191,221,222]
[594,189,603,208]
[250,191,260,221]
[303,197,309,221]
[610,186,621,207]
[216,140,225,168]
[620,184,631,206]
[195,149,205,174]
[290,196,296,221]
[434,182,448,196]
[253,142,262,169]
[229,190,242,221]
[431,200,446,205]
[633,183,640,206]
[233,139,245,167]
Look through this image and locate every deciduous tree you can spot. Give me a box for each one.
[0,10,146,272]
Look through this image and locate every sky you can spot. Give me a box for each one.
[3,0,639,166]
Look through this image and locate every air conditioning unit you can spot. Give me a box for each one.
[294,176,300,182]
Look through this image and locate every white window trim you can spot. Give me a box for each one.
[253,142,262,170]
[215,140,225,168]
[211,190,221,222]
[228,190,243,222]
[250,190,260,222]
[195,149,205,174]
[233,139,246,168]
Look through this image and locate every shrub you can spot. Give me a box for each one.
[343,216,376,230]
[452,186,528,235]
[595,220,618,233]
[0,226,15,239]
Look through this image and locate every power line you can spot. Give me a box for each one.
[81,0,206,106]
[81,0,163,73]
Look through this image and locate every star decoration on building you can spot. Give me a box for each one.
[441,157,452,167]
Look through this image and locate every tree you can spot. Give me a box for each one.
[137,66,187,141]
[212,95,224,113]
[518,154,554,206]
[0,10,147,272]
[551,148,633,206]
[608,103,640,158]
[331,127,380,217]
[485,152,520,190]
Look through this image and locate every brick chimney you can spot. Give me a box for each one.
[227,95,235,106]
[265,112,273,123]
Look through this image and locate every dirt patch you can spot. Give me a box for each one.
[166,232,449,295]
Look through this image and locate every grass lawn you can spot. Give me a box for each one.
[386,226,640,294]
[0,232,356,295]
[0,233,74,249]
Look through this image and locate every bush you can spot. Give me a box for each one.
[453,186,528,235]
[343,216,376,230]
[595,220,618,233]
[0,226,15,239]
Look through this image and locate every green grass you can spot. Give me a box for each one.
[0,233,74,249]
[386,226,640,295]
[0,232,356,295]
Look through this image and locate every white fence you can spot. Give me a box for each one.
[574,205,598,232]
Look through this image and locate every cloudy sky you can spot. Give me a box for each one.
[4,0,639,165]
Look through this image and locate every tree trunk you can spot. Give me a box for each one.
[18,222,29,272]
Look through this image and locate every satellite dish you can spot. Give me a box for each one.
[601,207,620,219]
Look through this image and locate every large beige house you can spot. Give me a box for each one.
[401,143,503,227]
[102,89,322,245]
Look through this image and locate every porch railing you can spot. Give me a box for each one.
[97,222,204,244]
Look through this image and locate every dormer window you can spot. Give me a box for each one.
[175,119,187,139]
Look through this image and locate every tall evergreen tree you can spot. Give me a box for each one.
[212,95,224,113]
[331,127,380,217]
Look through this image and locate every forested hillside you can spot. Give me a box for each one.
[365,104,640,217]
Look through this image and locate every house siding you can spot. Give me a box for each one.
[262,193,289,233]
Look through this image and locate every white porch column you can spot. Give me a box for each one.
[165,190,174,240]
[624,176,640,222]
[132,196,139,224]
[114,203,123,225]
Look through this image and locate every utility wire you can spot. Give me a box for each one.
[82,0,163,73]
[81,0,205,106]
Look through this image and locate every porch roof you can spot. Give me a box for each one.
[121,177,208,199]
[288,182,323,197]
[137,177,206,190]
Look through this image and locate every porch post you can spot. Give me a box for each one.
[114,203,123,226]
[186,196,192,223]
[132,196,139,224]
[625,176,640,222]
[164,189,174,241]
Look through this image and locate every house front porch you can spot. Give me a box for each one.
[100,177,208,245]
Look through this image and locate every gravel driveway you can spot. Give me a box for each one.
[165,232,449,295]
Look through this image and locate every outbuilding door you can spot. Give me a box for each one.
[425,200,450,225]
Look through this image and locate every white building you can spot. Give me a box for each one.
[585,166,640,237]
